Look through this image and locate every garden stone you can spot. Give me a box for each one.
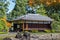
[23,31,30,40]
[15,32,22,39]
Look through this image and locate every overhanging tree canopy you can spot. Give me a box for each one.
[0,1,9,32]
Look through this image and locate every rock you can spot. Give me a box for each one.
[11,37,19,40]
[23,31,30,37]
[15,32,22,39]
[23,31,30,40]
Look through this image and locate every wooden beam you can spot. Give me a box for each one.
[23,23,24,32]
[26,23,28,30]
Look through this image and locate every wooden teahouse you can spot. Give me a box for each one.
[9,13,53,32]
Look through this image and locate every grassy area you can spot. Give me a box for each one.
[30,32,60,34]
[0,32,8,34]
[0,32,15,40]
[0,38,3,40]
[0,35,15,40]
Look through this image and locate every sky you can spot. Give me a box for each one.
[7,0,16,14]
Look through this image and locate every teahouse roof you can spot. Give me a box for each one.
[12,13,53,21]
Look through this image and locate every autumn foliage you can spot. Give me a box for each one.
[29,0,60,6]
[1,16,12,28]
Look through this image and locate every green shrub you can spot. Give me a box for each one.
[51,29,55,33]
[51,21,60,33]
[31,30,38,33]
[0,20,9,32]
[44,29,51,33]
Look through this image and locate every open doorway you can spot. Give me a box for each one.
[9,23,23,32]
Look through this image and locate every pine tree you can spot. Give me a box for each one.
[8,0,28,20]
[37,4,47,15]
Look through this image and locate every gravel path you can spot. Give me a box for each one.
[1,33,60,40]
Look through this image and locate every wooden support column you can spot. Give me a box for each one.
[26,23,28,30]
[23,23,24,32]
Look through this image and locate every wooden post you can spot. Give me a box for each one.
[26,23,28,30]
[23,23,24,32]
